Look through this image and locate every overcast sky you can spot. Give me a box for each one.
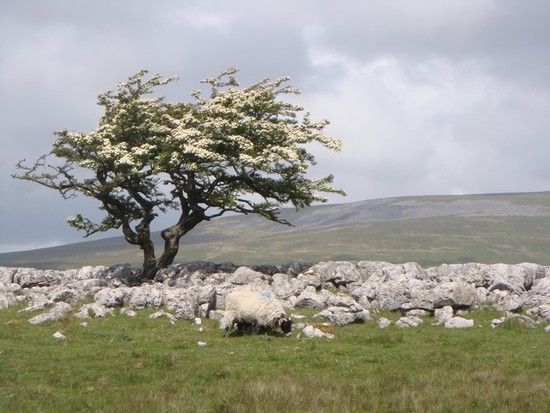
[1,1,550,252]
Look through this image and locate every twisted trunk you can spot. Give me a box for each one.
[139,214,204,281]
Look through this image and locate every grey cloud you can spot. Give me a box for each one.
[1,1,550,251]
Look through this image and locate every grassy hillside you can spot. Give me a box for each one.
[0,306,548,412]
[2,191,550,268]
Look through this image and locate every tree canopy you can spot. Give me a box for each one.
[14,68,344,280]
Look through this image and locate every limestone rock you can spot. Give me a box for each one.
[406,309,430,317]
[94,288,127,307]
[149,310,176,324]
[299,325,334,339]
[313,306,369,326]
[127,286,163,309]
[74,303,114,319]
[120,308,136,317]
[294,286,326,309]
[434,306,454,323]
[52,331,66,341]
[396,316,422,328]
[444,317,474,328]
[377,317,391,329]
[28,302,72,324]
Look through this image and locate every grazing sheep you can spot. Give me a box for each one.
[220,290,292,336]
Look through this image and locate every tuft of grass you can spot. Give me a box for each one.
[0,307,548,412]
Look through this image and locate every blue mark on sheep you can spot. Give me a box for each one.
[260,291,275,300]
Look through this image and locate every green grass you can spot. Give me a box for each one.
[0,307,548,412]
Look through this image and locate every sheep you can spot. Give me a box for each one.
[220,289,292,336]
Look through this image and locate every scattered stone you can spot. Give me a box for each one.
[294,322,306,330]
[80,322,88,327]
[377,317,391,329]
[74,303,114,319]
[120,308,136,317]
[52,331,66,341]
[434,306,454,323]
[395,316,422,328]
[313,306,369,326]
[544,325,550,333]
[491,317,506,328]
[197,341,207,347]
[445,317,474,329]
[149,310,176,324]
[299,325,334,339]
[194,317,202,325]
[406,309,430,317]
[28,302,72,325]
[290,314,306,320]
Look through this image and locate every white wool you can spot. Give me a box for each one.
[221,289,287,331]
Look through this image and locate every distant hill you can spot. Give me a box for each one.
[2,191,550,269]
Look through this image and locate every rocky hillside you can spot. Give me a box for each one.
[1,261,549,332]
[2,191,550,268]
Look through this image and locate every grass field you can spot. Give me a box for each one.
[0,306,548,412]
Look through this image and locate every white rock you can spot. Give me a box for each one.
[313,306,369,326]
[197,341,207,347]
[28,302,72,325]
[120,308,136,317]
[544,325,550,333]
[434,306,454,323]
[80,322,88,327]
[396,316,423,328]
[377,317,392,329]
[294,286,326,309]
[445,316,474,328]
[149,310,176,324]
[52,331,66,341]
[406,309,430,317]
[194,317,202,325]
[94,288,127,307]
[74,303,114,319]
[299,325,334,339]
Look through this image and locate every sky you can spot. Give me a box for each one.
[1,1,550,252]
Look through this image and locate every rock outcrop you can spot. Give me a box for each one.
[0,260,549,328]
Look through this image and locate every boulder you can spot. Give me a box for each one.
[434,306,454,323]
[294,286,326,309]
[14,268,64,288]
[19,293,49,312]
[149,310,176,323]
[74,303,114,319]
[271,273,305,299]
[226,267,266,285]
[444,317,474,328]
[426,282,477,309]
[163,289,199,319]
[0,267,17,285]
[406,309,430,317]
[0,292,16,310]
[97,264,142,285]
[299,325,334,339]
[120,308,136,317]
[395,316,422,328]
[306,261,365,286]
[127,286,163,309]
[28,302,72,324]
[94,288,127,307]
[313,306,369,326]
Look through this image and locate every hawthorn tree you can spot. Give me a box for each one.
[14,68,344,281]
